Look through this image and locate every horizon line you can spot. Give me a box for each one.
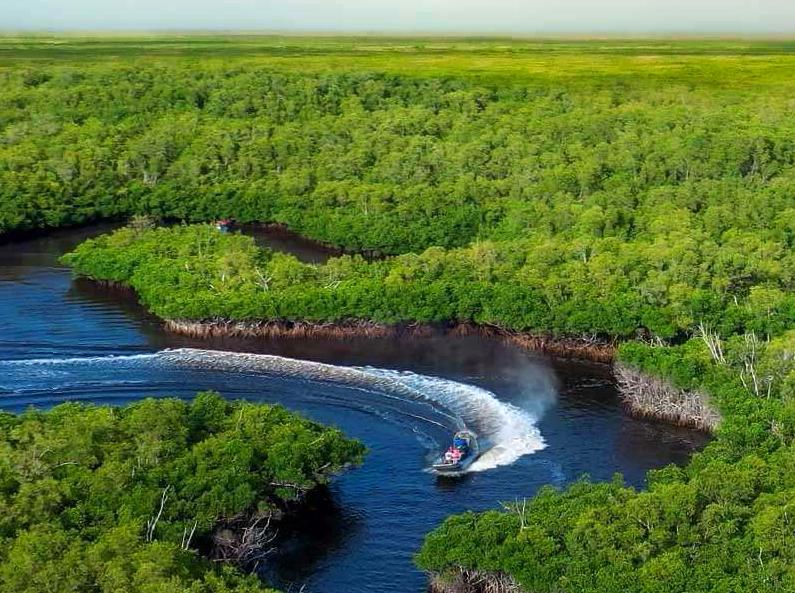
[2,29,795,40]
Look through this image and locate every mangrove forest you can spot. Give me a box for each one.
[3,35,795,592]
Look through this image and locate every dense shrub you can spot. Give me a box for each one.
[418,335,795,592]
[10,39,795,592]
[63,223,795,342]
[0,392,365,593]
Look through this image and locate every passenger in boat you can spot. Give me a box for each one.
[445,448,454,463]
[451,448,462,463]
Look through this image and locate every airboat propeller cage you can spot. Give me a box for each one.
[454,430,477,446]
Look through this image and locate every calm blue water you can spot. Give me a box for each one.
[0,227,707,593]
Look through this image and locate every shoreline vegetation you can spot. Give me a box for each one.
[0,392,365,593]
[163,318,617,362]
[6,36,795,592]
[80,246,719,433]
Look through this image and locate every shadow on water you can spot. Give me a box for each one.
[434,471,476,492]
[241,223,389,263]
[241,223,342,264]
[261,486,363,590]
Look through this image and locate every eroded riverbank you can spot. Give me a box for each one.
[164,318,616,363]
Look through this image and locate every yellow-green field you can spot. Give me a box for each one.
[2,35,795,89]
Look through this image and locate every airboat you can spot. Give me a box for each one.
[432,430,479,474]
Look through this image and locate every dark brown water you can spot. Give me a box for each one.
[0,226,708,593]
[243,223,342,264]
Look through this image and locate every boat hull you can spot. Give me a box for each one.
[432,456,477,474]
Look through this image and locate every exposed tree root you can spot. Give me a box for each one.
[428,568,524,593]
[164,318,616,362]
[614,363,721,432]
[211,512,279,572]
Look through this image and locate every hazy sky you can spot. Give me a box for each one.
[4,0,795,33]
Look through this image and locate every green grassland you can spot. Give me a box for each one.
[2,35,795,89]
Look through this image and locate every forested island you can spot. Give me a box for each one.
[4,36,795,592]
[0,392,365,593]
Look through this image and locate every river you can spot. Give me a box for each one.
[0,225,707,593]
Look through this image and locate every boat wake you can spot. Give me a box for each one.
[359,367,548,472]
[0,348,554,473]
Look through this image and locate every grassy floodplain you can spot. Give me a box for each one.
[2,35,795,87]
[6,34,795,592]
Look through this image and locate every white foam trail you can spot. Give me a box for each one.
[3,348,551,473]
[158,348,464,427]
[0,353,164,384]
[0,353,160,366]
[362,369,546,472]
[162,349,547,472]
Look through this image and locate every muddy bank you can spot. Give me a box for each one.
[428,569,523,593]
[163,318,616,363]
[614,363,721,432]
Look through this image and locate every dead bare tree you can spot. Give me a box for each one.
[429,568,523,593]
[500,498,528,531]
[254,268,272,291]
[739,332,763,397]
[181,520,198,551]
[696,322,726,364]
[614,363,721,432]
[145,485,171,542]
[128,214,157,231]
